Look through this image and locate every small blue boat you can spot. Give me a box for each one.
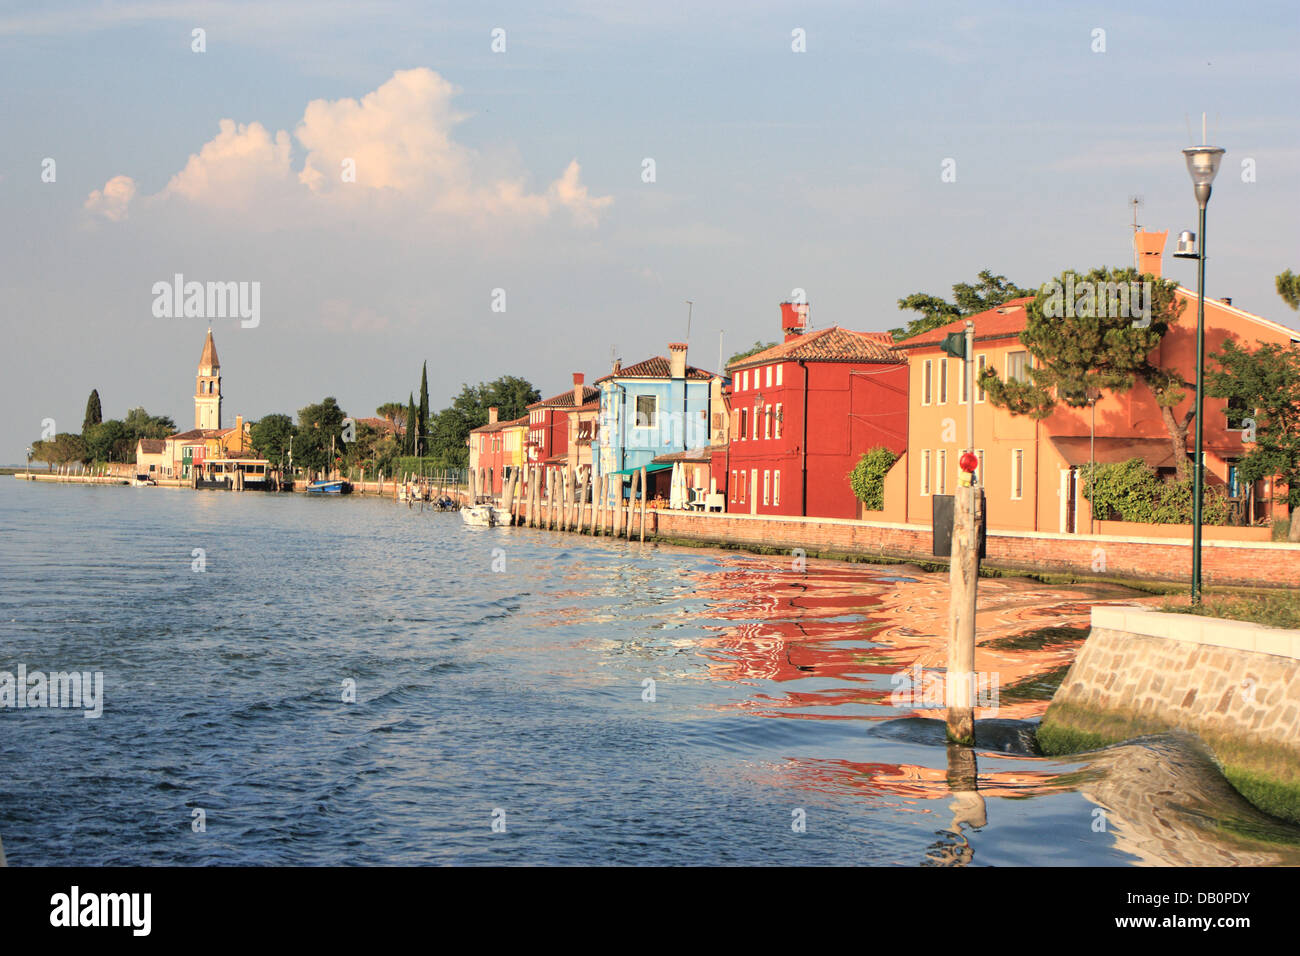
[305,479,349,494]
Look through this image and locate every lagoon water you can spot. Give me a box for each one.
[2,478,1297,866]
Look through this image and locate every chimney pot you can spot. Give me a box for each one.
[668,343,688,379]
[488,406,499,424]
[573,372,585,406]
[1134,229,1168,279]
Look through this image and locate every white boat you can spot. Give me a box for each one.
[461,504,510,527]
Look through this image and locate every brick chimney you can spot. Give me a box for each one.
[1134,229,1167,278]
[488,406,499,424]
[780,301,809,342]
[668,342,688,379]
[572,372,585,406]
[612,358,622,374]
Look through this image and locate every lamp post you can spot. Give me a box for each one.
[25,446,32,480]
[1174,139,1225,605]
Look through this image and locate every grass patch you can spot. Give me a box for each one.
[1000,663,1075,702]
[1159,589,1300,629]
[986,625,1088,652]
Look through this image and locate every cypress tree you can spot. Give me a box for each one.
[418,362,430,457]
[83,389,102,434]
[406,393,417,456]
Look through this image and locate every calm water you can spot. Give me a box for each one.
[2,478,1297,866]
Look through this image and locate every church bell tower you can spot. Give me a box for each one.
[195,328,222,430]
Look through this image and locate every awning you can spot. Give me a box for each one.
[607,462,673,477]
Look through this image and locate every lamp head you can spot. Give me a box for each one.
[1182,146,1224,208]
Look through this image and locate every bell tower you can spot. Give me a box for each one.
[195,328,222,430]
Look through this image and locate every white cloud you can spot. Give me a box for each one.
[83,174,137,221]
[84,67,612,229]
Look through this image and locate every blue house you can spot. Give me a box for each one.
[594,343,720,499]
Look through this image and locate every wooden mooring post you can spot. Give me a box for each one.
[946,319,981,746]
[639,466,647,543]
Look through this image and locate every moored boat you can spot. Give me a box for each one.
[460,504,510,526]
[306,479,350,494]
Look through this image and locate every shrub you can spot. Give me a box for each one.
[849,447,899,511]
[1081,457,1229,525]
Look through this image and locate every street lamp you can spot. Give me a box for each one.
[25,446,32,480]
[1174,139,1225,605]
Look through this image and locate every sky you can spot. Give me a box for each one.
[2,0,1297,461]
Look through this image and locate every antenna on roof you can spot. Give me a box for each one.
[685,300,694,343]
[1128,195,1143,271]
[717,329,724,376]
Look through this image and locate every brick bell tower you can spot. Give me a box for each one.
[194,328,222,430]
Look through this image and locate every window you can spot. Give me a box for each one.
[1007,351,1031,383]
[764,406,772,439]
[976,355,987,403]
[765,366,773,388]
[740,371,747,392]
[976,449,985,486]
[922,360,933,405]
[731,470,737,501]
[739,407,748,439]
[773,470,781,507]
[774,403,783,439]
[959,356,968,404]
[921,449,932,496]
[1011,449,1024,499]
[740,471,747,503]
[635,395,657,428]
[939,360,948,404]
[937,449,947,495]
[776,364,783,386]
[763,470,770,505]
[752,405,760,440]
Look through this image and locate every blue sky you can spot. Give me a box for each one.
[2,0,1297,460]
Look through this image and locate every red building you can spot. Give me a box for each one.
[468,407,528,496]
[527,373,599,476]
[723,302,908,519]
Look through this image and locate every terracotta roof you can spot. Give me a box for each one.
[891,298,1034,350]
[594,356,717,383]
[528,385,600,409]
[651,447,712,463]
[469,414,529,434]
[168,428,224,441]
[137,438,166,454]
[198,329,219,371]
[728,327,903,370]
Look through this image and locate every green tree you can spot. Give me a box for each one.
[423,376,541,469]
[1206,339,1300,541]
[417,362,430,457]
[1277,269,1300,311]
[122,407,175,444]
[33,432,88,468]
[377,402,406,427]
[728,341,778,365]
[83,389,102,434]
[295,398,347,472]
[250,413,296,466]
[979,266,1194,471]
[84,420,131,462]
[404,393,417,456]
[891,270,1033,340]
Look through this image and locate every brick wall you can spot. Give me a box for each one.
[649,510,1300,587]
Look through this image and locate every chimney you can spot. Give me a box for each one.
[573,372,585,407]
[612,358,622,375]
[780,301,809,342]
[668,342,688,379]
[488,406,499,424]
[1134,229,1167,278]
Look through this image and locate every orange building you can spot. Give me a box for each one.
[888,234,1299,532]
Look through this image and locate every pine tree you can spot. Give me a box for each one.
[418,362,430,457]
[980,266,1193,471]
[83,388,103,434]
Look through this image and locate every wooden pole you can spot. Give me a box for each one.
[579,471,591,534]
[595,475,605,534]
[639,466,647,543]
[946,480,982,745]
[625,470,638,540]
